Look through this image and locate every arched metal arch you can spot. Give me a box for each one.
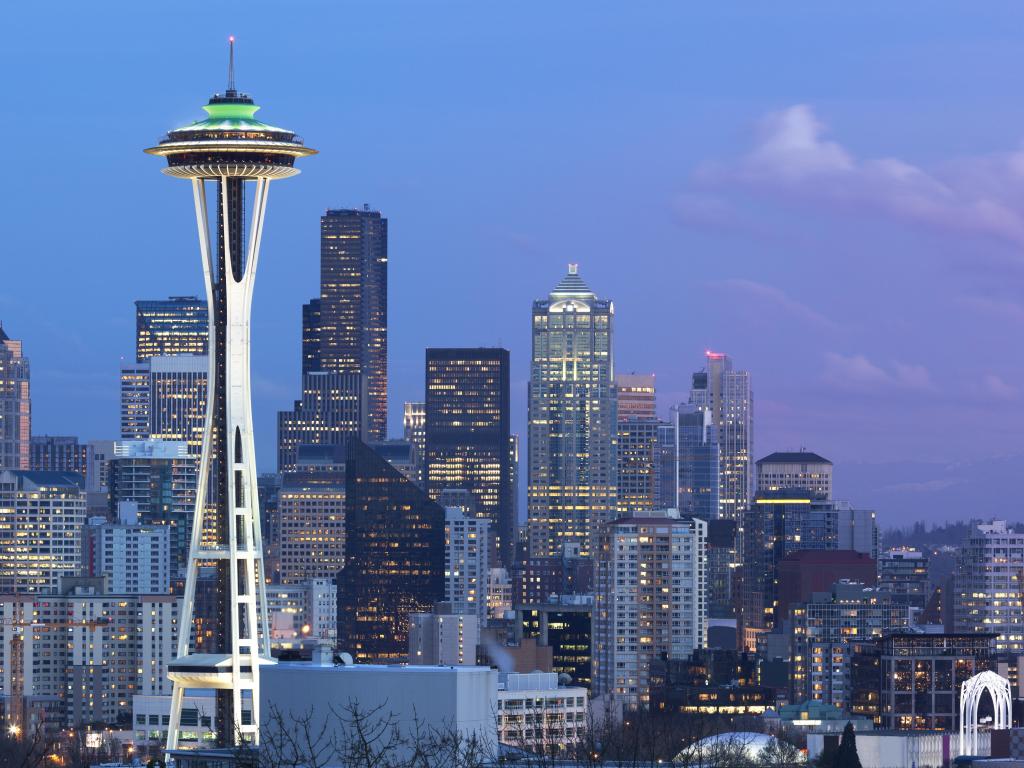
[960,670,1012,756]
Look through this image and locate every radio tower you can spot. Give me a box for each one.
[145,38,316,749]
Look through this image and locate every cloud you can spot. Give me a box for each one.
[715,278,838,329]
[696,104,1024,247]
[984,373,1018,400]
[822,352,934,393]
[957,294,1024,324]
[877,478,961,494]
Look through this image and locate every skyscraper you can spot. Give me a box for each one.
[756,451,833,498]
[277,447,346,586]
[689,352,752,522]
[338,438,445,662]
[672,404,720,519]
[403,401,426,482]
[0,327,29,471]
[527,265,616,558]
[425,348,514,566]
[135,296,208,362]
[953,520,1024,651]
[145,45,315,748]
[316,207,388,441]
[120,355,208,456]
[300,298,322,374]
[593,509,707,709]
[615,374,659,513]
[277,371,364,472]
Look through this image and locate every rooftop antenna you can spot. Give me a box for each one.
[227,35,236,93]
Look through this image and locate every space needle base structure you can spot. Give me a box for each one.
[145,40,315,750]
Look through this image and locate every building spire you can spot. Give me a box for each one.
[227,35,236,93]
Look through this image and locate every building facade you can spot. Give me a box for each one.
[29,436,89,478]
[83,520,171,594]
[953,521,1024,651]
[755,451,833,498]
[120,355,208,456]
[527,265,616,558]
[878,548,930,610]
[615,374,660,513]
[276,457,346,586]
[496,672,588,753]
[276,371,364,473]
[515,599,593,688]
[445,508,489,619]
[593,509,707,709]
[425,348,514,566]
[338,438,445,662]
[408,605,480,666]
[135,296,208,362]
[0,327,29,471]
[689,352,751,522]
[402,402,426,483]
[315,207,388,441]
[0,471,85,593]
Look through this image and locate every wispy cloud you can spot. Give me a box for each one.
[695,104,1024,248]
[984,373,1018,400]
[714,278,838,330]
[957,294,1024,323]
[822,352,934,393]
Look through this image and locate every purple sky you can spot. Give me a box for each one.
[3,3,1024,526]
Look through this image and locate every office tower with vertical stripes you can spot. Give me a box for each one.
[527,265,617,558]
[135,296,209,362]
[425,348,514,567]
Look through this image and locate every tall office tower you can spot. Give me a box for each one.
[300,298,321,374]
[145,47,315,748]
[107,439,195,579]
[0,470,85,592]
[0,327,30,471]
[30,435,89,477]
[789,581,908,710]
[739,491,877,651]
[444,507,490,620]
[277,447,346,585]
[83,519,171,594]
[276,371,363,472]
[593,509,707,709]
[135,296,208,362]
[953,521,1024,651]
[403,402,426,479]
[654,422,676,509]
[614,373,658,513]
[527,265,617,558]
[120,355,208,455]
[672,405,720,519]
[425,348,514,567]
[877,548,930,609]
[756,451,833,498]
[689,352,752,522]
[316,207,388,441]
[338,438,445,662]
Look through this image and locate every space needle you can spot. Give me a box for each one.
[145,39,315,750]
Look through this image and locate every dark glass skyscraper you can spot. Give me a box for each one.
[0,326,30,471]
[316,207,388,441]
[301,298,322,375]
[135,296,208,362]
[338,438,445,662]
[425,348,514,567]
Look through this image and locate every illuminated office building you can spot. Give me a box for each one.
[120,355,208,456]
[135,296,208,362]
[756,451,833,498]
[301,298,321,374]
[314,207,388,441]
[615,373,656,420]
[277,371,363,472]
[671,404,719,519]
[689,352,752,522]
[527,265,617,558]
[0,327,29,471]
[30,435,88,478]
[0,470,85,593]
[444,507,490,620]
[425,348,514,566]
[403,401,426,482]
[338,438,445,662]
[877,548,930,609]
[277,449,346,586]
[615,373,658,513]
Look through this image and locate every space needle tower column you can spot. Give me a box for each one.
[145,39,315,750]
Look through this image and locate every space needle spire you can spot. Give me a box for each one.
[145,40,316,752]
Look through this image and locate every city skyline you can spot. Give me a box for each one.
[5,4,1024,524]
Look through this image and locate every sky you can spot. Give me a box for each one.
[2,2,1024,527]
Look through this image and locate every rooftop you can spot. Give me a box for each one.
[756,451,832,465]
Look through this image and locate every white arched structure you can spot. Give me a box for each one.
[960,670,1012,756]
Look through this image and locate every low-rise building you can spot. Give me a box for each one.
[496,672,588,753]
[408,604,480,666]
